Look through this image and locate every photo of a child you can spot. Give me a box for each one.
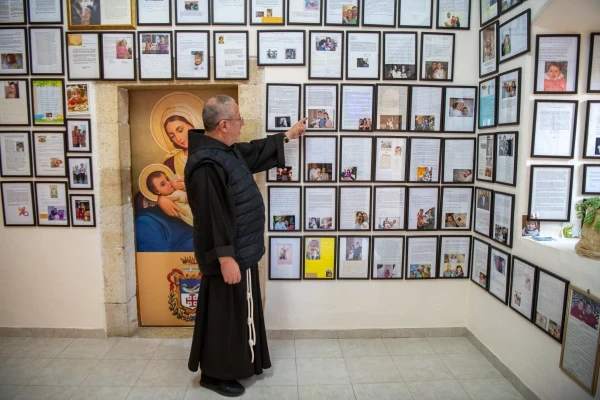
[542,61,567,92]
[521,215,541,237]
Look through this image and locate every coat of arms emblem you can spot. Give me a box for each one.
[167,256,202,322]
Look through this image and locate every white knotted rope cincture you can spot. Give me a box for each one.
[246,268,256,363]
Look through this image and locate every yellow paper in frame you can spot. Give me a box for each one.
[304,237,336,279]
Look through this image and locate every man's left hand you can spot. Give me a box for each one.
[285,117,308,141]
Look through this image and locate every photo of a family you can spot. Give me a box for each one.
[355,211,369,229]
[453,169,473,183]
[273,215,296,230]
[275,167,293,181]
[409,264,431,278]
[357,58,369,68]
[494,224,509,244]
[570,292,599,330]
[384,64,415,79]
[308,109,335,129]
[307,163,332,181]
[445,213,466,228]
[377,217,400,229]
[442,253,465,277]
[307,217,333,230]
[448,98,474,117]
[47,206,67,221]
[74,200,91,222]
[501,79,517,98]
[345,238,363,260]
[416,207,436,230]
[441,11,462,28]
[341,5,358,24]
[68,121,90,152]
[497,135,513,156]
[358,118,373,131]
[477,190,491,211]
[315,36,337,51]
[142,34,170,54]
[340,167,357,181]
[379,115,401,130]
[425,62,448,80]
[414,115,436,131]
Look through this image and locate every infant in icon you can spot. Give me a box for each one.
[143,165,192,226]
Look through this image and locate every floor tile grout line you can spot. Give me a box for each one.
[339,356,357,400]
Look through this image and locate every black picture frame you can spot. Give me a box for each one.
[337,186,373,231]
[339,136,374,182]
[174,30,211,81]
[268,186,302,232]
[304,185,338,231]
[69,193,96,227]
[478,76,498,129]
[136,0,172,25]
[528,165,574,222]
[28,26,64,76]
[375,85,410,131]
[491,190,515,248]
[531,100,578,159]
[407,136,442,184]
[398,0,433,28]
[509,255,538,322]
[67,156,94,190]
[100,32,137,81]
[3,0,26,25]
[213,31,249,80]
[487,245,511,305]
[34,181,70,227]
[419,32,455,82]
[582,164,600,195]
[345,31,381,80]
[442,138,475,184]
[438,235,471,279]
[269,236,303,280]
[476,133,495,183]
[337,235,371,279]
[381,32,418,82]
[474,186,493,238]
[0,27,28,76]
[583,100,600,159]
[308,31,344,80]
[440,186,474,232]
[1,181,36,226]
[436,0,471,30]
[266,135,302,183]
[479,0,499,27]
[534,34,581,95]
[500,0,523,15]
[138,31,174,81]
[406,186,440,231]
[175,0,210,25]
[211,0,248,25]
[479,21,499,78]
[0,131,33,178]
[496,67,521,126]
[324,0,359,26]
[409,85,444,132]
[498,9,531,64]
[303,135,338,182]
[32,131,67,178]
[287,0,323,25]
[587,33,600,93]
[0,78,32,127]
[340,84,375,132]
[470,236,490,290]
[250,0,285,25]
[257,30,306,66]
[533,268,569,344]
[373,136,408,182]
[361,0,396,27]
[371,236,405,279]
[443,86,478,133]
[494,131,518,187]
[266,83,302,133]
[28,0,63,24]
[302,235,337,280]
[373,186,407,231]
[65,32,102,81]
[405,235,439,279]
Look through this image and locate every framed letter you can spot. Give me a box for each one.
[339,136,373,182]
[373,186,406,230]
[436,0,471,30]
[375,85,409,131]
[304,135,337,182]
[66,32,101,80]
[29,27,64,75]
[139,32,173,80]
[362,0,396,27]
[497,67,521,126]
[495,132,517,186]
[31,79,65,126]
[338,236,370,279]
[479,21,498,78]
[308,31,343,79]
[480,0,498,27]
[214,31,249,80]
[477,133,494,182]
[175,0,210,24]
[534,268,568,343]
[488,246,510,304]
[212,0,246,24]
[406,236,438,279]
[33,131,66,177]
[2,0,25,24]
[0,28,28,75]
[583,164,600,195]
[175,31,210,80]
[346,31,380,80]
[0,131,32,177]
[407,186,439,231]
[587,33,600,93]
[137,0,172,25]
[408,137,441,183]
[528,165,573,222]
[374,136,407,182]
[324,0,358,26]
[304,84,337,130]
[491,191,514,248]
[251,0,284,24]
[28,0,62,23]
[269,236,302,280]
[398,0,432,28]
[0,79,31,126]
[444,86,477,133]
[534,35,580,94]
[67,156,93,190]
[338,186,372,231]
[303,236,336,279]
[267,84,301,132]
[1,182,35,226]
[382,32,417,81]
[66,119,92,153]
[372,236,404,279]
[287,0,322,25]
[510,256,537,321]
[531,100,577,159]
[470,237,489,290]
[268,186,301,231]
[67,0,135,30]
[499,9,530,64]
[101,32,136,81]
[35,181,69,227]
[340,84,374,132]
[584,101,600,159]
[439,235,470,279]
[478,76,497,129]
[474,187,492,237]
[420,33,454,81]
[304,186,337,230]
[442,138,475,184]
[440,186,473,231]
[267,134,300,183]
[258,30,305,66]
[70,194,96,227]
[409,85,443,132]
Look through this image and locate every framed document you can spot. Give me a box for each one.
[267,84,301,132]
[499,9,530,64]
[339,136,373,182]
[212,0,246,24]
[101,32,135,80]
[338,186,372,231]
[338,236,370,279]
[371,236,404,279]
[488,246,510,304]
[66,32,101,80]
[510,256,537,321]
[406,236,438,279]
[479,21,498,77]
[528,165,574,222]
[534,35,580,94]
[267,135,300,182]
[67,156,93,190]
[560,286,600,396]
[70,194,96,227]
[477,133,494,182]
[478,77,497,129]
[346,31,380,80]
[66,119,92,153]
[407,186,439,231]
[33,131,66,177]
[67,0,135,30]
[587,33,600,93]
[308,31,343,79]
[374,136,407,182]
[497,67,521,126]
[268,186,301,231]
[534,268,568,343]
[409,85,443,132]
[257,30,305,66]
[362,0,396,27]
[531,100,578,159]
[382,32,417,81]
[442,138,475,184]
[375,85,409,131]
[470,237,489,290]
[269,236,302,280]
[0,132,32,177]
[139,32,173,80]
[35,182,69,227]
[0,28,28,76]
[137,0,171,25]
[214,31,249,80]
[31,79,65,126]
[251,0,284,24]
[340,84,374,132]
[436,0,470,30]
[491,191,514,248]
[398,0,432,28]
[304,84,337,131]
[373,186,406,230]
[420,33,454,81]
[438,236,470,279]
[583,165,600,195]
[480,0,498,27]
[175,31,210,80]
[175,0,210,24]
[444,86,477,133]
[500,0,522,14]
[407,137,441,183]
[304,135,337,182]
[0,79,31,126]
[440,186,473,231]
[584,101,600,159]
[474,187,492,237]
[324,0,358,26]
[287,0,322,25]
[495,132,517,187]
[1,0,25,24]
[28,0,62,24]
[304,186,337,230]
[1,182,36,226]
[65,83,91,117]
[303,236,336,279]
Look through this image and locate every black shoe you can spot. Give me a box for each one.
[200,374,245,397]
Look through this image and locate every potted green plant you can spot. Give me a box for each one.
[575,197,600,260]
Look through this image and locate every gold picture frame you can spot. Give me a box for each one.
[66,0,136,30]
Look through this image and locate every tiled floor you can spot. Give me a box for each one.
[0,336,526,400]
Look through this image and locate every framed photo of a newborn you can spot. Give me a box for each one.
[534,35,580,94]
[67,0,136,30]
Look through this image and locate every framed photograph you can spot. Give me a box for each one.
[362,0,396,27]
[488,246,510,304]
[101,32,136,81]
[474,187,493,237]
[406,236,438,279]
[436,0,470,30]
[138,32,173,81]
[583,164,600,195]
[212,0,246,24]
[442,138,475,184]
[340,84,374,132]
[70,194,96,227]
[479,22,498,77]
[324,0,358,26]
[407,186,439,231]
[304,186,337,230]
[587,33,600,93]
[382,33,417,81]
[477,133,494,182]
[375,85,409,131]
[338,236,370,279]
[0,79,31,126]
[510,256,537,321]
[2,0,25,24]
[408,137,441,183]
[0,131,33,177]
[304,135,337,182]
[251,0,284,24]
[287,0,322,25]
[340,136,373,182]
[34,181,69,227]
[67,120,92,153]
[478,76,497,129]
[267,84,301,132]
[65,83,91,117]
[66,32,101,80]
[497,67,521,126]
[268,186,301,232]
[441,186,473,231]
[534,35,580,94]
[346,31,380,80]
[480,0,498,27]
[1,182,36,226]
[308,31,343,79]
[371,236,404,279]
[137,0,171,25]
[491,191,514,247]
[303,236,336,279]
[439,236,470,279]
[373,137,407,182]
[267,134,300,182]
[495,131,518,186]
[33,131,66,177]
[534,268,569,343]
[175,31,210,80]
[470,237,490,290]
[420,33,454,81]
[338,186,372,231]
[214,31,249,80]
[67,156,93,190]
[584,101,600,158]
[409,85,443,132]
[258,31,305,66]
[269,236,302,280]
[28,0,62,23]
[175,0,210,25]
[398,0,432,28]
[29,27,64,75]
[521,214,542,238]
[0,28,28,75]
[500,0,522,14]
[67,0,136,30]
[531,100,578,159]
[529,165,573,222]
[560,285,600,396]
[373,186,406,230]
[498,9,530,64]
[444,86,477,133]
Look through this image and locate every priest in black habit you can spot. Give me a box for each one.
[185,95,307,397]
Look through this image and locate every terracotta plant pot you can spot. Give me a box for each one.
[575,210,600,260]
